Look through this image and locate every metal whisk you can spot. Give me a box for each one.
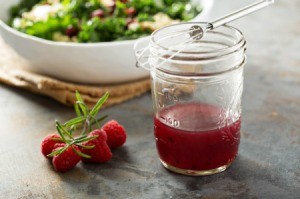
[135,0,274,69]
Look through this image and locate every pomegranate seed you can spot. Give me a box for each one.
[126,18,135,27]
[65,26,79,37]
[125,7,135,16]
[91,9,105,18]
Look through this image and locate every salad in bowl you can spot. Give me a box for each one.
[9,0,202,42]
[0,0,213,84]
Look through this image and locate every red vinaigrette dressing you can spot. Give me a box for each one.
[154,102,241,171]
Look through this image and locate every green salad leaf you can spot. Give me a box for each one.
[8,0,202,43]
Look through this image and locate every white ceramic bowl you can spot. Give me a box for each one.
[0,0,214,84]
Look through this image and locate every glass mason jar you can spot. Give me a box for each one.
[135,22,246,176]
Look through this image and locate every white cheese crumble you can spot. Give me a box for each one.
[140,13,180,31]
[100,0,115,7]
[128,22,140,31]
[53,32,78,42]
[22,3,62,22]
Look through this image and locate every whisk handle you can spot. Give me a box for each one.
[210,0,274,29]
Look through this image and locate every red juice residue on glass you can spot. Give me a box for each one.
[154,103,241,171]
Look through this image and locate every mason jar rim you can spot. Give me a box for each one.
[148,22,246,76]
[150,22,245,57]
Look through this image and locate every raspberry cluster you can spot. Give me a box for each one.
[40,92,126,172]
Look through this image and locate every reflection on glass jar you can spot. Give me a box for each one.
[137,23,246,176]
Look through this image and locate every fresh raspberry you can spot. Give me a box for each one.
[102,120,127,149]
[52,145,81,172]
[41,134,63,159]
[53,143,66,149]
[81,129,112,163]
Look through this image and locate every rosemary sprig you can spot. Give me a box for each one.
[47,91,109,158]
[47,120,99,158]
[64,91,109,135]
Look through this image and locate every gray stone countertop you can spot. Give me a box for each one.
[0,0,299,198]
